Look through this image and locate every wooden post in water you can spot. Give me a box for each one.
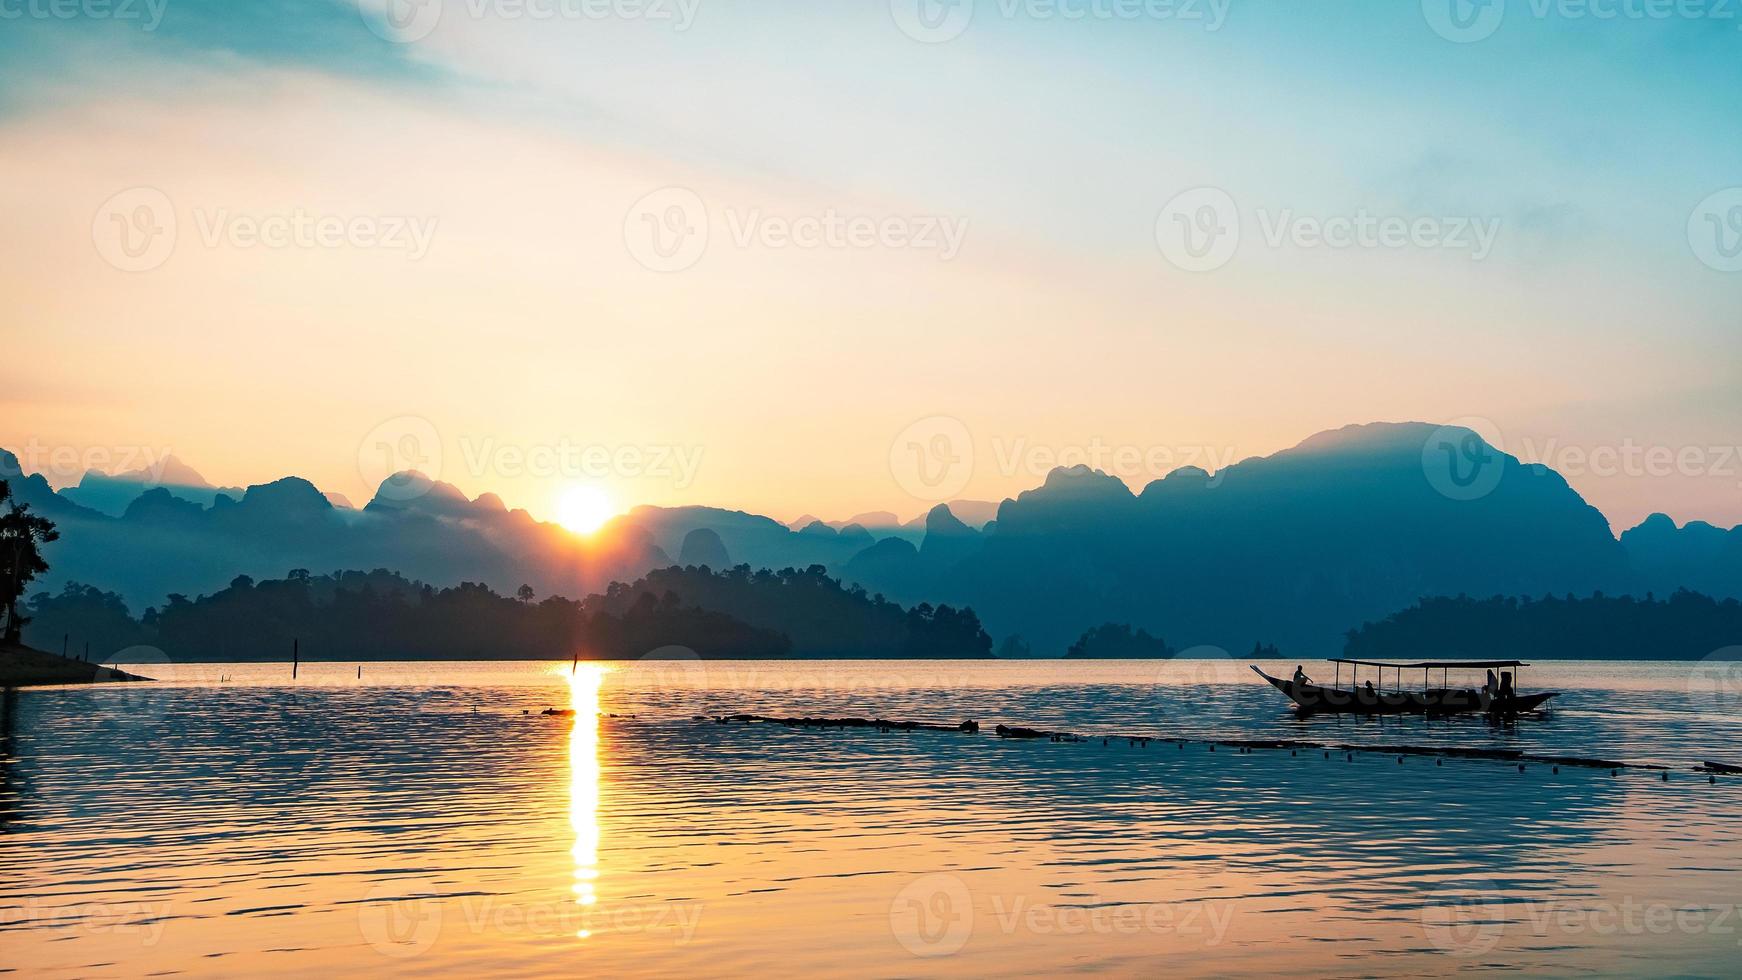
[292,638,300,680]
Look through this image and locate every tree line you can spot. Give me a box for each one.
[1345,590,1742,661]
[22,563,994,662]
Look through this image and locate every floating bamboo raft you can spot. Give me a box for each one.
[692,712,1741,780]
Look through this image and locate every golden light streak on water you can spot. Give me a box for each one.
[567,664,607,936]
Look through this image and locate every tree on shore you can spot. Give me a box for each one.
[1,481,60,644]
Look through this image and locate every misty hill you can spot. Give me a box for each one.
[1344,590,1742,661]
[898,422,1635,655]
[1620,513,1742,599]
[612,505,879,572]
[793,501,999,543]
[2,451,672,614]
[59,455,243,516]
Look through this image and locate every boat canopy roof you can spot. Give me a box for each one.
[1326,658,1529,669]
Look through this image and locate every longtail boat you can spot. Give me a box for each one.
[1250,658,1557,716]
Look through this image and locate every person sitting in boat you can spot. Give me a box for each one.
[1292,665,1312,687]
[1363,680,1376,699]
[1483,669,1497,698]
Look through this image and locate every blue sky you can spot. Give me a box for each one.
[2,0,1738,527]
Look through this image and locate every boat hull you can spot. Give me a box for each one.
[1250,667,1556,716]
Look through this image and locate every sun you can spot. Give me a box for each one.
[554,484,615,535]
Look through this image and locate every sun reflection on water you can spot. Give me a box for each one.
[568,665,606,936]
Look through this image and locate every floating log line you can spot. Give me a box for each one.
[698,714,980,733]
[695,712,1741,779]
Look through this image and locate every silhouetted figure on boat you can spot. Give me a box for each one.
[1293,665,1311,687]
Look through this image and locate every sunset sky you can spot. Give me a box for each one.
[3,0,1738,530]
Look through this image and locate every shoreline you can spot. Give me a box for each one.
[0,642,152,686]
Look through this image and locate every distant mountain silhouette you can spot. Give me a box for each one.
[613,505,874,572]
[795,502,998,543]
[899,422,1636,654]
[8,422,1742,658]
[678,528,731,569]
[1620,513,1742,599]
[59,455,242,516]
[842,504,985,599]
[2,454,670,614]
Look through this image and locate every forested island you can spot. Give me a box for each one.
[1345,590,1742,661]
[21,564,993,662]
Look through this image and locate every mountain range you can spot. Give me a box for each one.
[5,421,1739,655]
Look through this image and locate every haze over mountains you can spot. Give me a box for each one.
[6,421,1739,655]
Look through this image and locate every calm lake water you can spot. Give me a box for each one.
[7,658,1742,977]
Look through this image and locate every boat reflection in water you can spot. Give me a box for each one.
[568,665,607,937]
